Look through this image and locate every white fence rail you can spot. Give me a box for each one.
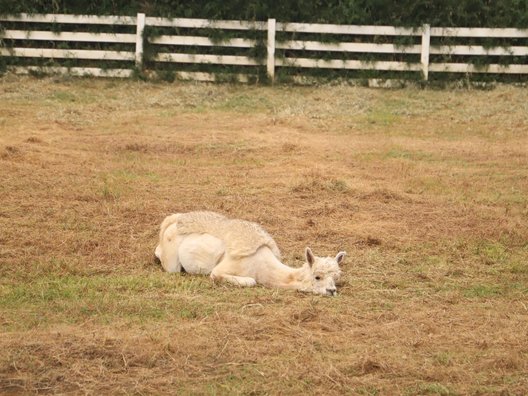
[1,13,528,82]
[0,13,138,78]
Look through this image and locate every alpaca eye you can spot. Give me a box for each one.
[315,276,321,281]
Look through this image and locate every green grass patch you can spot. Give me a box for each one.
[97,168,161,201]
[405,176,450,195]
[362,97,414,126]
[365,108,399,126]
[463,284,503,298]
[50,91,77,102]
[291,177,351,194]
[356,386,380,395]
[474,241,509,265]
[433,351,455,367]
[216,93,273,112]
[0,273,217,330]
[507,261,528,274]
[383,148,434,161]
[414,382,458,396]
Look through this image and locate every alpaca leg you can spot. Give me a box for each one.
[160,236,183,273]
[215,275,257,287]
[210,257,256,287]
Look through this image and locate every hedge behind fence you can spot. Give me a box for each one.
[1,0,528,28]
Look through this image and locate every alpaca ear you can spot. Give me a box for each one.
[305,247,315,267]
[335,251,346,265]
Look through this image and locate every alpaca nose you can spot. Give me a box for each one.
[326,288,337,296]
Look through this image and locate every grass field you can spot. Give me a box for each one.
[0,75,527,395]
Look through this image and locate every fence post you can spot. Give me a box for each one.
[267,18,276,83]
[135,13,146,69]
[421,23,430,81]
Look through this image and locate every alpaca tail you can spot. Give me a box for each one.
[154,245,162,263]
[154,213,181,262]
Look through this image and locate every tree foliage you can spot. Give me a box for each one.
[1,0,528,27]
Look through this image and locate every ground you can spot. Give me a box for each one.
[0,75,527,395]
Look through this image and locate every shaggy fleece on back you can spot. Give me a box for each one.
[172,211,281,259]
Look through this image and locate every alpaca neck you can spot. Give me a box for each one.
[253,247,312,291]
[287,264,312,291]
[266,262,312,291]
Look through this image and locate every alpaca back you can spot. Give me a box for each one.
[222,218,281,259]
[174,211,281,259]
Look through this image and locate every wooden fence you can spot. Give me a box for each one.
[1,13,528,82]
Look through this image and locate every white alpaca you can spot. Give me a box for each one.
[154,211,345,296]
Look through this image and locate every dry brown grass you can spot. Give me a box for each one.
[0,75,527,395]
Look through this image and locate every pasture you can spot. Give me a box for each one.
[0,76,527,395]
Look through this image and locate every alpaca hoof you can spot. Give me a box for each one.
[239,278,257,287]
[210,273,219,283]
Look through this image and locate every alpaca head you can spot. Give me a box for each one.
[303,247,345,296]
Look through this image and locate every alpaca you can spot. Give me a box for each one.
[154,211,345,296]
